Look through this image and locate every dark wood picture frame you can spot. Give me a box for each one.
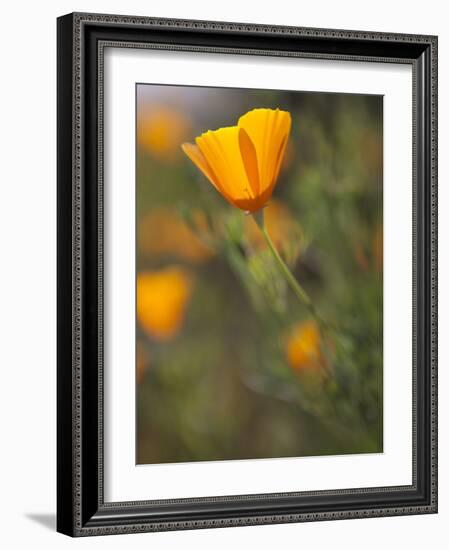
[57,12,438,537]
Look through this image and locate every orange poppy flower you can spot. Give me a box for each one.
[137,267,194,341]
[182,108,291,213]
[138,207,213,263]
[285,320,322,372]
[138,106,190,160]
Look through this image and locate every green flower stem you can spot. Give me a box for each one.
[252,209,325,328]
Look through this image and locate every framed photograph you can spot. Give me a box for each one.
[57,12,438,536]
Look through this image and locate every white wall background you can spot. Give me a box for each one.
[0,1,446,548]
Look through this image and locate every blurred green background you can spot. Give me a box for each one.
[136,84,383,464]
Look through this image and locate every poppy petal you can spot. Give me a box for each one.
[196,127,253,204]
[238,108,291,193]
[238,128,260,197]
[181,142,221,191]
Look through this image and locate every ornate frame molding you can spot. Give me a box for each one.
[57,12,437,537]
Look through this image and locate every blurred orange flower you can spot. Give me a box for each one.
[138,207,213,263]
[138,106,190,160]
[285,320,322,372]
[244,200,302,263]
[137,267,194,341]
[182,108,291,213]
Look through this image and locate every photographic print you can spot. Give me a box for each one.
[136,84,383,465]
